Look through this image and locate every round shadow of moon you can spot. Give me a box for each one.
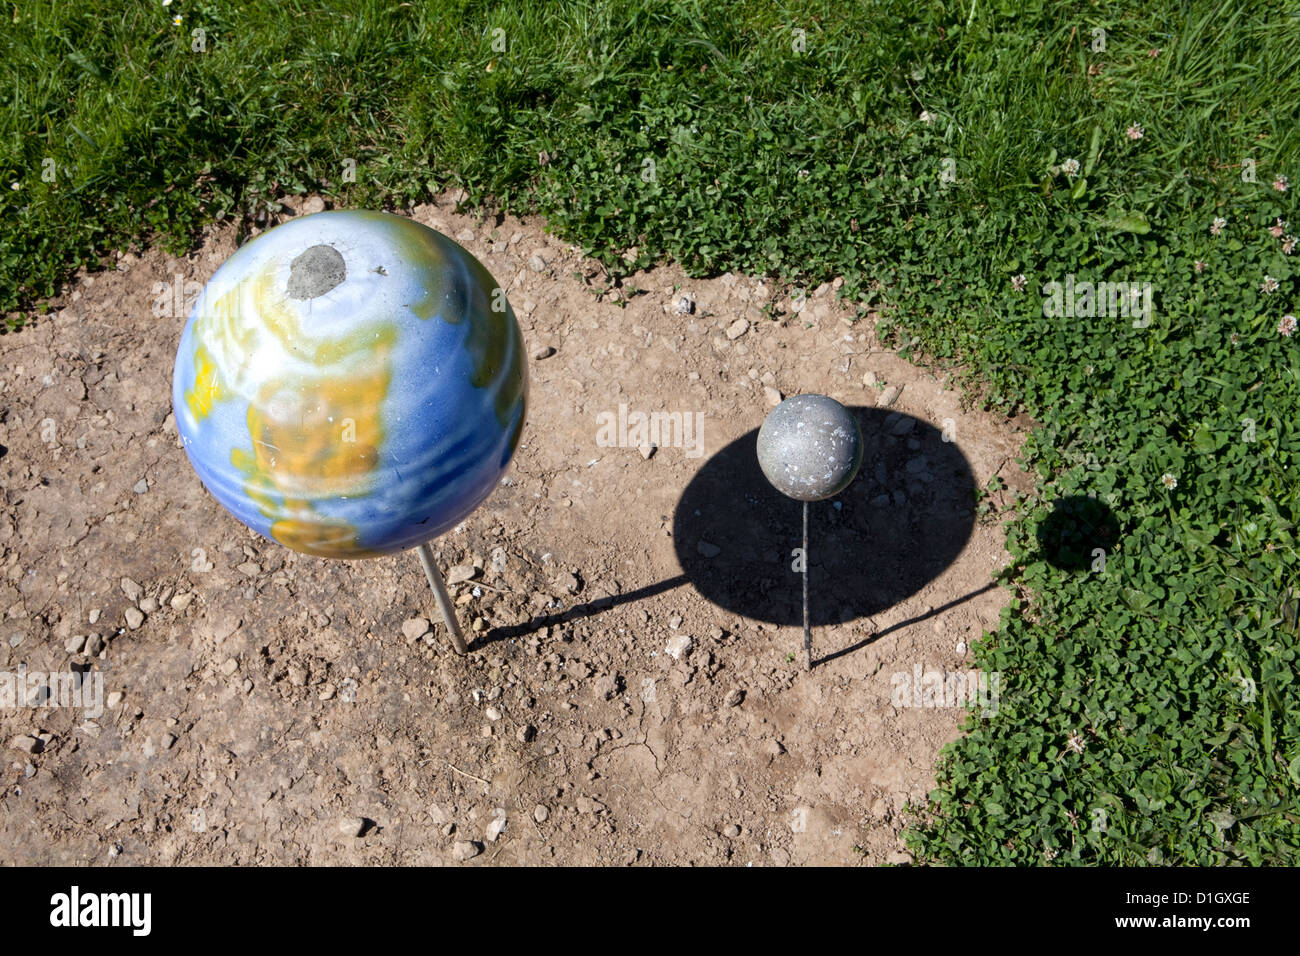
[673,407,976,627]
[1035,494,1121,571]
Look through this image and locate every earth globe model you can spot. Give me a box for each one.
[172,210,528,559]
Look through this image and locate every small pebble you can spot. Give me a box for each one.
[447,564,478,585]
[764,386,783,406]
[124,607,144,630]
[723,824,741,838]
[452,840,483,861]
[877,385,900,407]
[533,805,549,823]
[133,479,149,494]
[528,254,548,272]
[725,318,749,340]
[531,345,556,360]
[402,617,430,641]
[65,635,86,654]
[339,817,367,838]
[106,691,124,708]
[666,635,693,660]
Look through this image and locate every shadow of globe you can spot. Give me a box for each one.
[1035,494,1121,571]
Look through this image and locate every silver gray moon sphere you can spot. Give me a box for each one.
[757,394,863,501]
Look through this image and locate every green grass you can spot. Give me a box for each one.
[3,0,1299,863]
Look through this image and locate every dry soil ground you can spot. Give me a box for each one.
[0,193,1031,865]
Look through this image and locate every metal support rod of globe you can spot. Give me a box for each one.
[417,542,469,655]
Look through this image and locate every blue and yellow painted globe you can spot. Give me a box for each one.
[172,210,528,559]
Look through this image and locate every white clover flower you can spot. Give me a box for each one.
[1160,472,1178,490]
[1284,236,1296,255]
[1126,123,1144,140]
[1262,275,1279,294]
[1274,175,1289,192]
[1011,274,1027,292]
[1066,731,1086,754]
[919,109,935,124]
[1280,314,1297,337]
[1061,158,1080,177]
[1210,216,1227,236]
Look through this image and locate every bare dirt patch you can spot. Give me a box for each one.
[0,193,1030,865]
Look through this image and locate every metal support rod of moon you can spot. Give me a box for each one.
[756,394,863,670]
[802,500,810,671]
[417,542,468,655]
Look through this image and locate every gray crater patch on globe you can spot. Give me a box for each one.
[757,393,863,501]
[286,243,347,300]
